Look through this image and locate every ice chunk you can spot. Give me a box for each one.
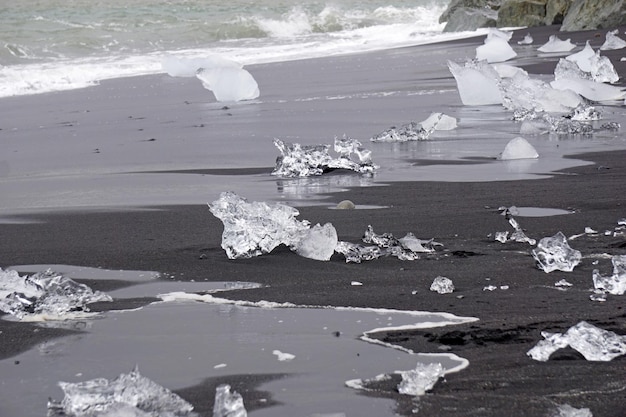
[571,105,601,121]
[272,350,295,361]
[553,404,593,417]
[500,72,582,114]
[430,276,454,294]
[554,58,593,82]
[492,63,528,79]
[494,231,509,243]
[566,41,595,72]
[497,207,536,245]
[592,254,626,295]
[208,192,311,259]
[294,223,338,261]
[0,268,112,320]
[397,362,445,396]
[419,112,457,131]
[527,321,626,362]
[543,114,593,135]
[476,36,517,63]
[498,137,538,160]
[532,232,581,273]
[370,121,430,142]
[565,43,620,83]
[551,78,626,102]
[272,137,377,177]
[538,35,576,53]
[448,60,502,106]
[196,66,259,102]
[334,241,386,263]
[600,29,626,51]
[47,366,194,417]
[213,384,247,417]
[517,33,533,45]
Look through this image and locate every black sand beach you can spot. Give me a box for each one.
[1,25,626,416]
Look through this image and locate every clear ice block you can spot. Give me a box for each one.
[600,29,626,51]
[370,121,430,142]
[537,35,575,53]
[213,384,247,417]
[294,222,338,261]
[430,276,454,294]
[592,254,626,295]
[397,362,445,396]
[532,232,581,273]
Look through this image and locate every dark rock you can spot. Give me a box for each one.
[561,0,626,31]
[443,7,498,32]
[497,0,547,27]
[545,0,572,24]
[439,0,502,24]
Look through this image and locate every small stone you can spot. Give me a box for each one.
[336,200,356,209]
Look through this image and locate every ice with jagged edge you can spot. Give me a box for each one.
[527,321,626,362]
[397,362,445,396]
[213,384,247,417]
[162,55,259,102]
[47,366,195,417]
[518,33,533,45]
[592,254,626,295]
[495,206,536,245]
[420,112,457,131]
[476,34,517,63]
[531,231,581,273]
[553,404,593,417]
[551,77,626,102]
[601,29,626,51]
[272,136,377,177]
[538,35,576,53]
[335,225,441,263]
[448,60,502,105]
[371,113,456,143]
[501,71,583,114]
[430,276,454,294]
[0,268,112,321]
[498,137,538,160]
[563,42,619,83]
[294,222,338,261]
[543,114,594,135]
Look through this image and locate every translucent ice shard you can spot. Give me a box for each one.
[500,72,582,114]
[554,58,593,82]
[196,66,259,102]
[550,78,626,102]
[294,223,338,261]
[208,192,311,259]
[592,254,626,295]
[532,232,581,272]
[448,60,502,105]
[47,366,194,417]
[334,241,386,263]
[498,137,538,160]
[571,104,601,121]
[397,362,445,396]
[370,121,430,142]
[430,276,454,294]
[476,36,517,63]
[538,35,576,53]
[517,33,533,45]
[566,41,595,72]
[527,321,626,362]
[543,114,593,135]
[0,268,112,321]
[272,137,377,177]
[419,112,457,131]
[213,384,247,417]
[600,29,626,51]
[552,404,593,417]
[497,207,536,245]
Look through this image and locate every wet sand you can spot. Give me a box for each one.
[1,25,626,417]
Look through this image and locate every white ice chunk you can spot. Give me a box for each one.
[517,33,533,45]
[571,105,601,121]
[0,268,112,320]
[538,35,576,53]
[554,58,593,81]
[601,29,626,51]
[419,112,457,131]
[532,232,581,273]
[397,362,445,396]
[213,384,247,417]
[334,241,386,263]
[487,28,513,41]
[553,404,593,417]
[196,65,259,102]
[543,114,593,135]
[272,350,296,361]
[371,121,430,142]
[476,36,517,63]
[430,276,454,294]
[498,137,538,160]
[294,223,338,261]
[208,192,311,259]
[592,254,626,295]
[492,63,528,78]
[527,321,626,362]
[47,366,194,417]
[501,72,582,114]
[566,41,595,72]
[550,78,626,102]
[448,60,502,105]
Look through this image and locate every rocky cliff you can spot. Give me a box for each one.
[440,0,626,32]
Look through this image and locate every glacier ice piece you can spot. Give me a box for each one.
[0,268,112,320]
[397,362,445,396]
[47,366,194,417]
[527,321,626,362]
[196,66,259,102]
[498,137,538,160]
[538,35,576,53]
[566,41,595,72]
[550,78,626,102]
[565,43,620,83]
[543,114,593,135]
[208,191,311,259]
[601,29,626,51]
[588,51,619,83]
[517,34,533,45]
[448,60,502,105]
[272,350,295,361]
[294,223,338,261]
[532,232,581,273]
[334,241,386,263]
[554,58,593,82]
[495,231,509,243]
[370,121,430,142]
[500,72,582,114]
[420,112,457,131]
[213,384,247,417]
[430,276,454,294]
[592,254,626,295]
[497,207,536,245]
[492,63,528,79]
[571,105,601,121]
[476,36,517,63]
[553,404,593,417]
[272,137,377,177]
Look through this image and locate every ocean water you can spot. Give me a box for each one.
[0,0,460,97]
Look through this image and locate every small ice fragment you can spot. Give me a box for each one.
[351,281,363,286]
[294,223,338,261]
[532,232,582,273]
[590,292,607,302]
[214,363,227,369]
[272,350,296,361]
[398,232,437,253]
[397,362,445,396]
[543,114,593,135]
[335,241,386,263]
[553,403,593,417]
[370,121,430,142]
[213,384,247,417]
[430,276,454,294]
[476,36,517,63]
[495,231,509,243]
[585,227,598,234]
[601,29,626,50]
[538,35,576,53]
[527,321,626,362]
[419,112,457,131]
[555,279,573,287]
[571,105,601,121]
[592,255,626,295]
[517,33,533,45]
[498,207,536,245]
[500,285,509,290]
[448,60,502,106]
[47,366,194,416]
[483,285,497,291]
[498,137,538,160]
